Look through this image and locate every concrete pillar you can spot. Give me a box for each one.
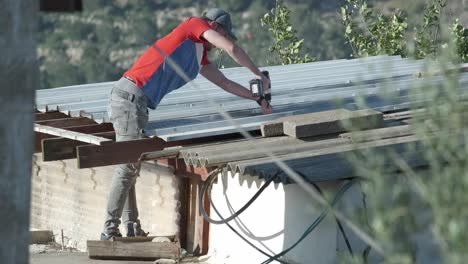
[0,0,38,263]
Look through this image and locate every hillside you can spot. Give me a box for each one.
[38,0,467,89]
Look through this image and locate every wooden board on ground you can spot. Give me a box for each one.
[87,239,180,260]
[30,229,54,244]
[112,235,176,243]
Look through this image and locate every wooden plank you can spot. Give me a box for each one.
[201,180,210,256]
[177,176,189,251]
[340,125,412,143]
[35,117,96,128]
[34,123,113,153]
[77,132,244,169]
[187,178,210,256]
[112,235,175,243]
[77,137,167,168]
[35,124,112,145]
[87,240,180,260]
[34,111,68,121]
[64,122,114,133]
[42,131,115,161]
[30,230,54,244]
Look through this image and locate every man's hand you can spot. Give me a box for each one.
[260,99,272,114]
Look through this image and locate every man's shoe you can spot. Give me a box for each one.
[126,222,149,237]
[100,231,122,241]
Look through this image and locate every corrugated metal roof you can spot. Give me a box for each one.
[36,56,468,182]
[36,55,465,141]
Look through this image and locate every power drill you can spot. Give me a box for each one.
[249,70,271,106]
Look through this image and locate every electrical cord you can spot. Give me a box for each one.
[199,169,356,264]
[199,169,277,225]
[309,179,354,257]
[202,170,290,264]
[261,178,356,264]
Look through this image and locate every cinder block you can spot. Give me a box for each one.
[347,109,384,130]
[283,109,383,138]
[282,109,353,138]
[261,109,352,138]
[260,121,284,137]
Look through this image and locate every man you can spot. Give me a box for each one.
[101,8,272,240]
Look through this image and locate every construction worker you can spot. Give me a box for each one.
[101,8,272,240]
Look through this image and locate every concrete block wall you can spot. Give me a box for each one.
[30,154,180,251]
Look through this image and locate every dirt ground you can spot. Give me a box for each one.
[29,243,211,264]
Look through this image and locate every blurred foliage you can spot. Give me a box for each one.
[38,0,466,89]
[340,1,468,263]
[342,0,468,62]
[342,0,408,57]
[451,19,468,63]
[414,0,447,59]
[261,0,314,65]
[343,49,468,263]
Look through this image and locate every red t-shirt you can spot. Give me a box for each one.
[124,17,212,109]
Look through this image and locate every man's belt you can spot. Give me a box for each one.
[123,76,136,84]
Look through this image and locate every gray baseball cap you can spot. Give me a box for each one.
[204,8,237,41]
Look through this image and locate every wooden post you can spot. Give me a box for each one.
[186,176,210,255]
[167,158,210,256]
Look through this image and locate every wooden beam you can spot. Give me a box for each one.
[35,117,96,128]
[34,111,69,121]
[87,240,179,260]
[165,159,210,256]
[339,125,412,143]
[177,176,189,252]
[64,122,114,133]
[77,137,166,169]
[35,124,112,145]
[185,177,210,256]
[200,180,210,256]
[42,131,115,161]
[34,132,55,153]
[76,132,244,169]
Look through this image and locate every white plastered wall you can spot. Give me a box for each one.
[207,171,368,264]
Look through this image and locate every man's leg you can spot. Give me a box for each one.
[102,162,139,238]
[101,77,148,239]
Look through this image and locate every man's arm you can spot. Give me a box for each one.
[200,63,272,114]
[201,29,270,91]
